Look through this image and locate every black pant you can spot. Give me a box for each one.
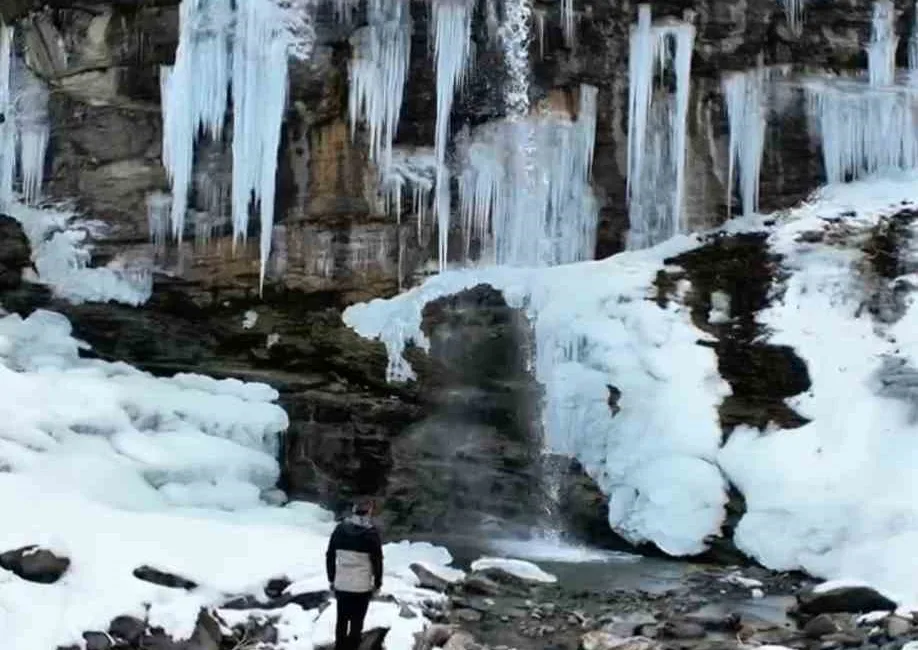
[334,590,372,650]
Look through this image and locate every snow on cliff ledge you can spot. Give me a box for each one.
[344,171,918,606]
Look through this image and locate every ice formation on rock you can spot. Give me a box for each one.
[867,0,897,87]
[723,67,773,217]
[804,79,918,184]
[161,0,314,292]
[780,0,805,34]
[626,4,695,250]
[432,0,475,269]
[347,0,411,171]
[0,23,14,209]
[456,85,598,267]
[379,147,439,228]
[0,24,50,209]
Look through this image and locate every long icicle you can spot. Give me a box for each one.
[431,0,474,270]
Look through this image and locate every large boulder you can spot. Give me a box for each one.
[796,584,897,616]
[0,545,70,584]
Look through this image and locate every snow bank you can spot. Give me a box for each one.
[346,169,918,605]
[719,172,918,607]
[0,308,451,649]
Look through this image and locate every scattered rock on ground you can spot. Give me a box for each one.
[411,561,464,592]
[581,633,659,650]
[796,585,897,616]
[0,545,70,583]
[462,574,502,596]
[804,614,842,638]
[413,624,455,650]
[81,631,113,650]
[660,620,706,639]
[133,565,198,590]
[443,630,479,650]
[108,615,146,645]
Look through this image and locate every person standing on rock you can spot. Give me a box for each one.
[326,497,383,650]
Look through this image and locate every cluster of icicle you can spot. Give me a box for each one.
[342,0,597,270]
[456,85,598,267]
[626,4,695,250]
[0,22,50,210]
[159,0,314,292]
[719,0,918,217]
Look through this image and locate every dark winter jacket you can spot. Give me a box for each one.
[325,515,383,593]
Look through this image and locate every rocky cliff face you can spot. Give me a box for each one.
[0,0,903,541]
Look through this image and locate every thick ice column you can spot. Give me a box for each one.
[232,0,291,291]
[13,59,50,206]
[0,23,14,209]
[431,0,474,270]
[780,0,805,34]
[723,68,768,216]
[160,0,232,241]
[561,0,575,46]
[868,0,897,87]
[348,0,411,172]
[910,0,918,83]
[626,5,696,249]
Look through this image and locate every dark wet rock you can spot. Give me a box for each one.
[822,631,869,647]
[860,209,918,323]
[661,619,707,639]
[462,573,503,596]
[442,630,478,650]
[601,612,659,637]
[0,545,70,584]
[555,457,640,552]
[797,585,897,616]
[664,232,811,437]
[265,577,292,599]
[108,615,147,645]
[82,631,113,650]
[285,588,330,610]
[186,610,221,650]
[139,629,181,650]
[132,565,198,590]
[451,608,483,623]
[805,614,842,639]
[0,215,30,291]
[413,624,456,650]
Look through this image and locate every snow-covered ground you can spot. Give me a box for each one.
[345,171,918,607]
[0,308,451,649]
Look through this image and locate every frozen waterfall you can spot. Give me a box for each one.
[626,4,695,250]
[0,24,50,209]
